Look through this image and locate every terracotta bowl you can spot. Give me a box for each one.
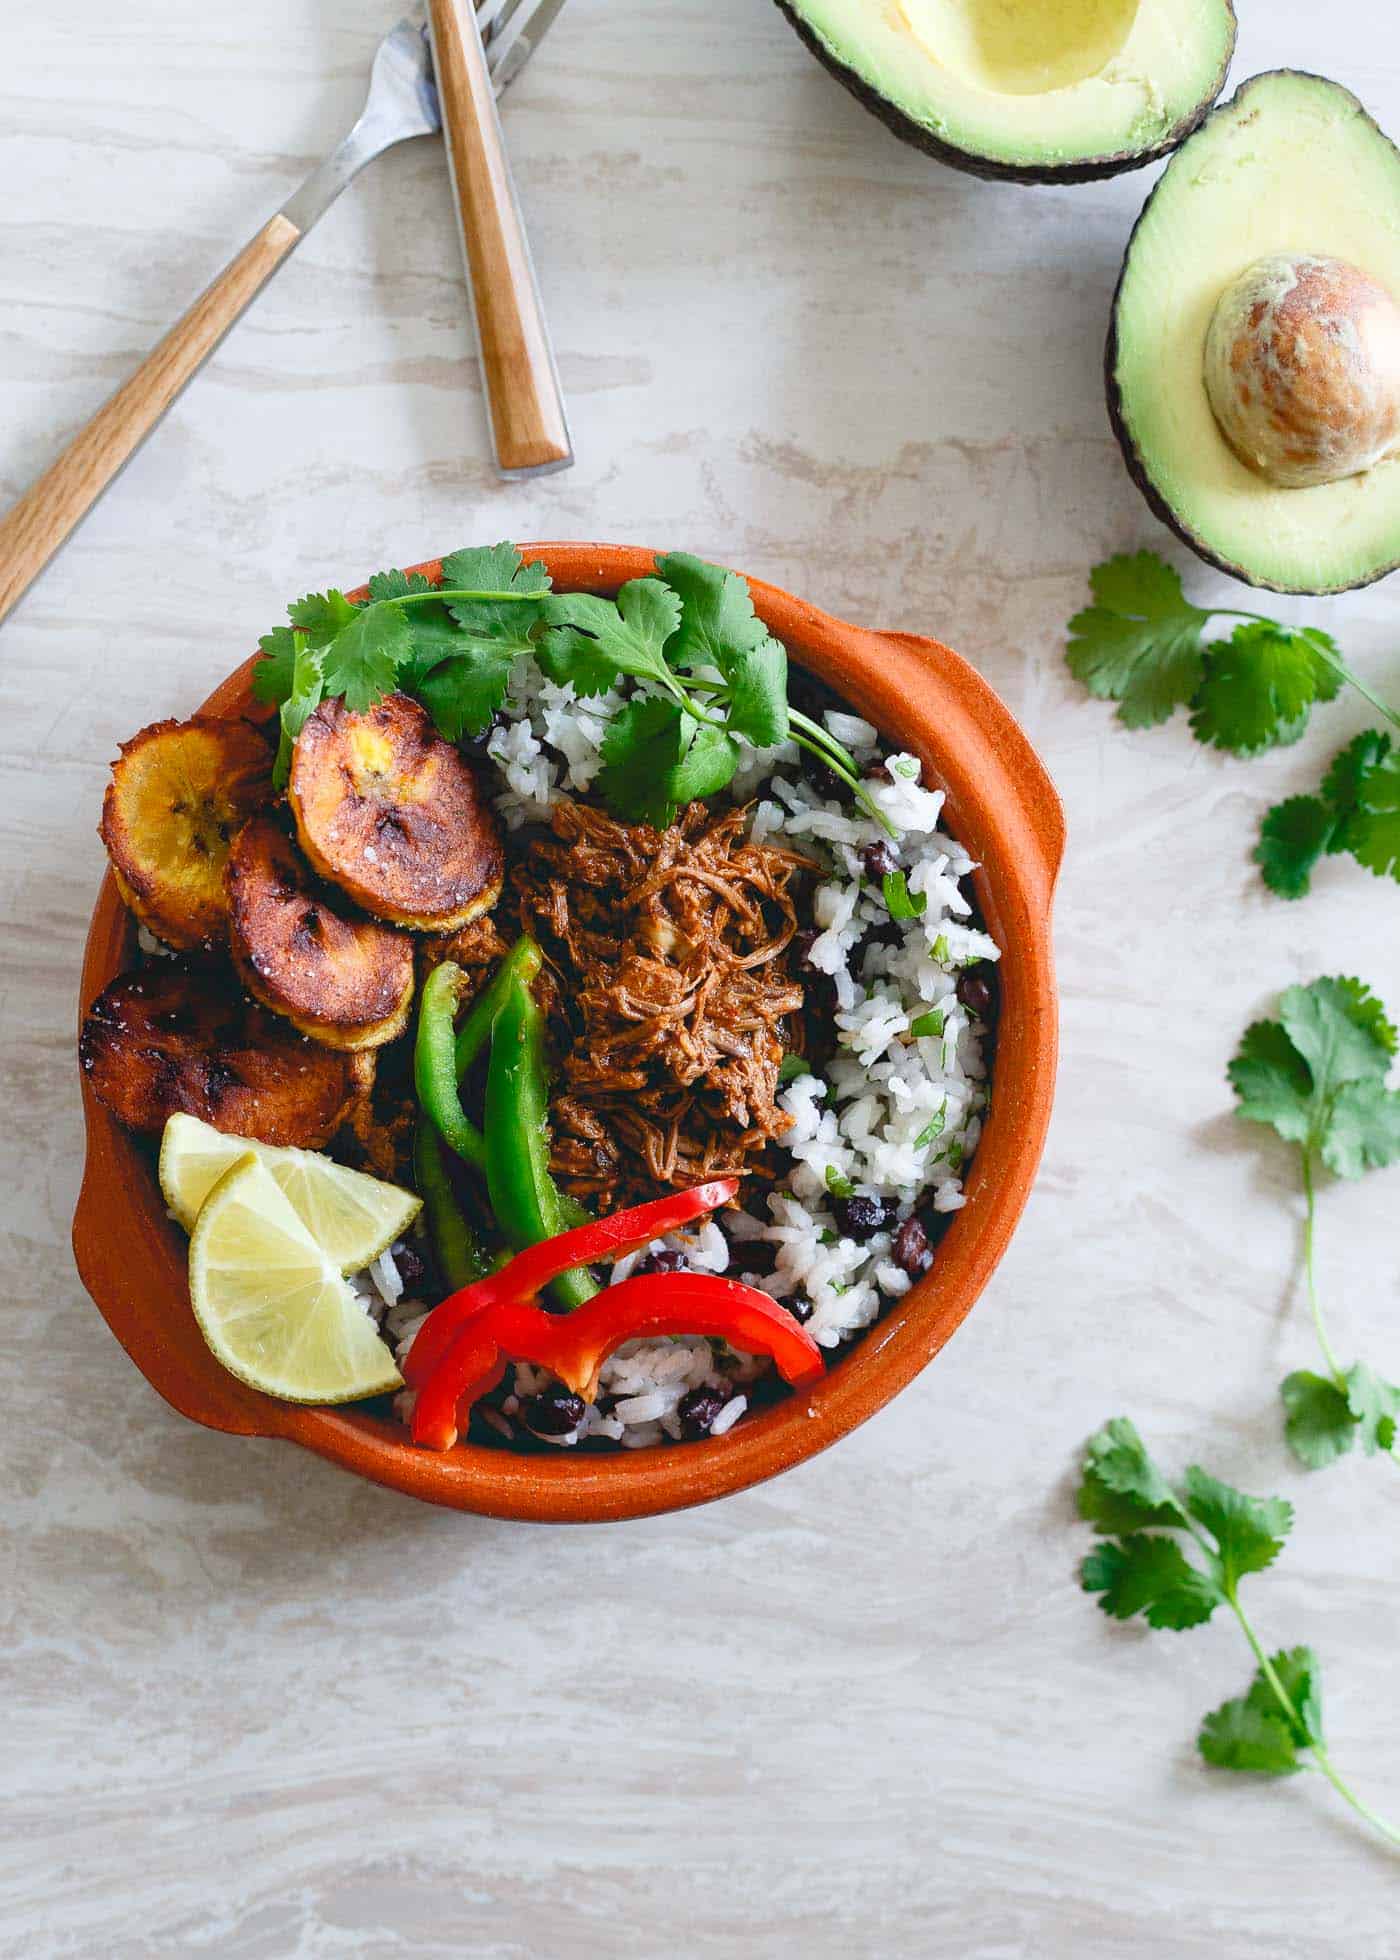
[73,544,1063,1522]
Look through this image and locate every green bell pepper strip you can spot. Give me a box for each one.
[414,962,486,1169]
[453,935,543,1078]
[484,977,597,1310]
[413,1119,490,1292]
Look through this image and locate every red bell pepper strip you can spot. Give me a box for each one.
[409,1272,824,1452]
[402,1177,739,1388]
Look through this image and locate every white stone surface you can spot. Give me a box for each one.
[3,0,1400,1951]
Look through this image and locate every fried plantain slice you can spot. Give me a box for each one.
[79,965,373,1146]
[100,716,274,952]
[289,694,504,931]
[225,816,415,1051]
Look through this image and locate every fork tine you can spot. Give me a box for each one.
[484,0,561,86]
[475,0,524,43]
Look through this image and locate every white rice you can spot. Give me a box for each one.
[373,674,997,1450]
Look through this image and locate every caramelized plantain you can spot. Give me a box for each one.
[289,694,504,931]
[100,716,273,952]
[225,816,415,1051]
[79,965,373,1146]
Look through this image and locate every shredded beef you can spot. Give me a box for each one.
[513,799,815,1210]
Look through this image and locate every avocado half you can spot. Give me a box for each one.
[774,0,1237,183]
[1108,71,1400,594]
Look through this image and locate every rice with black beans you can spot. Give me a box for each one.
[362,664,997,1449]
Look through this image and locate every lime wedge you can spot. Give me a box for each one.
[187,1154,403,1404]
[160,1113,420,1273]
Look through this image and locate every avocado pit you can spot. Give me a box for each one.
[1203,253,1400,489]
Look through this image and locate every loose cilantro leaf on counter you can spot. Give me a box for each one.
[1075,1420,1398,1842]
[1066,552,1209,728]
[1256,729,1400,898]
[1229,978,1400,1474]
[1066,548,1398,756]
[1188,621,1341,756]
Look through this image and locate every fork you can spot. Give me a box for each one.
[0,0,568,628]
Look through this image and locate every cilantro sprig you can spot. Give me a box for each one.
[1079,1418,1399,1845]
[1229,978,1400,1473]
[1256,729,1400,898]
[251,544,889,833]
[1066,550,1399,756]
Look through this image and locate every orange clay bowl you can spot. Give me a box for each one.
[74,544,1063,1522]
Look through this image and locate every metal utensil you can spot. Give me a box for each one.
[0,0,567,627]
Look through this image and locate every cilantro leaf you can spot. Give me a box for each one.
[1280,1370,1357,1469]
[1345,1361,1400,1455]
[668,722,739,804]
[1228,1018,1315,1146]
[288,588,359,648]
[436,545,550,685]
[1338,740,1400,882]
[1264,1645,1326,1748]
[1182,1468,1291,1589]
[439,543,551,621]
[542,580,682,689]
[317,602,413,712]
[252,627,297,707]
[719,633,789,748]
[1077,1416,1184,1531]
[1280,976,1395,1095]
[595,697,689,827]
[1198,1694,1303,1775]
[415,646,517,742]
[1081,1534,1221,1630]
[534,625,623,700]
[1254,796,1336,900]
[1323,727,1393,816]
[883,871,926,921]
[272,635,324,789]
[1199,1646,1324,1774]
[365,568,435,601]
[654,552,790,748]
[654,552,767,670]
[1229,978,1398,1163]
[1323,1078,1400,1178]
[1065,552,1209,728]
[1256,731,1400,901]
[1189,622,1338,757]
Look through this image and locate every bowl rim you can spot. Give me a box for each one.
[73,543,1064,1523]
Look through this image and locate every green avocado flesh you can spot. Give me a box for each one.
[782,0,1235,173]
[1112,71,1400,594]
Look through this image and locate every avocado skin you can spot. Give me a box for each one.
[1106,69,1400,595]
[773,0,1237,184]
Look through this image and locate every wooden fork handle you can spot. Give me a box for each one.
[428,0,572,476]
[0,213,301,627]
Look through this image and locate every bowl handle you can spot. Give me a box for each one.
[878,630,1065,914]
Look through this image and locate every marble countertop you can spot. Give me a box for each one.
[4,0,1400,1951]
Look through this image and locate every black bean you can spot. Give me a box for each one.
[638,1247,689,1276]
[394,1244,426,1289]
[521,1388,587,1437]
[863,758,892,783]
[893,1215,934,1277]
[678,1384,731,1439]
[832,1193,897,1241]
[803,754,849,799]
[956,967,997,1023]
[859,840,898,883]
[792,928,820,972]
